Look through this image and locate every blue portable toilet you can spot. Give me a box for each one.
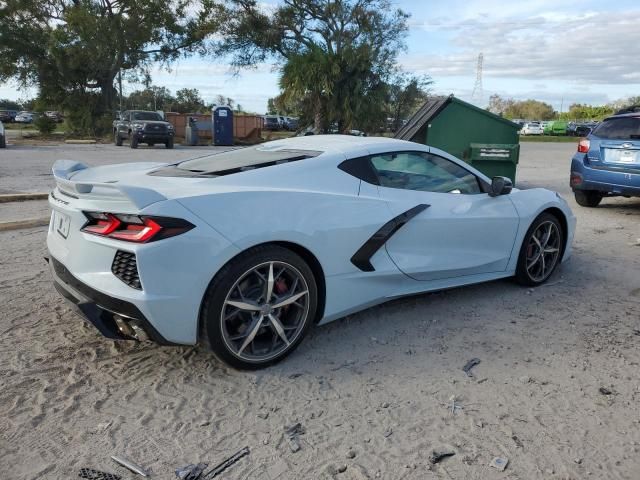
[212,106,233,146]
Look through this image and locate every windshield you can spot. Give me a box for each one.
[592,117,640,140]
[132,111,162,121]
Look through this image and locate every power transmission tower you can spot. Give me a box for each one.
[471,53,484,105]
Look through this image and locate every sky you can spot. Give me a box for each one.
[1,0,639,113]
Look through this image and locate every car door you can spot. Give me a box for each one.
[366,150,520,281]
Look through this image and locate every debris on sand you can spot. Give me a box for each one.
[448,395,463,415]
[599,386,612,395]
[511,435,524,449]
[429,450,455,464]
[111,455,150,477]
[201,447,250,479]
[285,423,305,453]
[462,358,481,377]
[175,463,208,479]
[489,457,509,471]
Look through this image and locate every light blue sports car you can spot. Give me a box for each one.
[48,135,575,368]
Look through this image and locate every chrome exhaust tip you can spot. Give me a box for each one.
[113,314,149,341]
[114,314,136,338]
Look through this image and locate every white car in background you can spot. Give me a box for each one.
[15,111,34,124]
[521,122,544,135]
[47,135,575,369]
[0,121,6,148]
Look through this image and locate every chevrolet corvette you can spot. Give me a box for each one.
[48,135,576,368]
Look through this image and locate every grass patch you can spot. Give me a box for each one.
[520,135,579,143]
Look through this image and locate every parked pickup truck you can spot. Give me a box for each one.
[114,110,175,149]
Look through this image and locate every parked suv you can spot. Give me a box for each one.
[570,112,640,207]
[114,110,174,149]
[263,115,280,130]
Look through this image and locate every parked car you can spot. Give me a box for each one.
[14,111,34,124]
[45,111,64,123]
[263,115,281,130]
[284,117,299,131]
[543,121,568,136]
[0,121,6,148]
[570,112,640,207]
[520,122,543,135]
[574,122,597,137]
[113,110,175,149]
[0,110,16,122]
[47,135,575,368]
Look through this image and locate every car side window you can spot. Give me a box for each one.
[369,152,482,194]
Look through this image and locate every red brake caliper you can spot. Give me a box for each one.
[275,278,289,312]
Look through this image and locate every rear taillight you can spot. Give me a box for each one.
[577,138,590,153]
[82,212,194,243]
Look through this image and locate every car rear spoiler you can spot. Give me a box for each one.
[52,159,167,209]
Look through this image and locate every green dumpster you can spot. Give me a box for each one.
[469,143,519,183]
[394,95,521,182]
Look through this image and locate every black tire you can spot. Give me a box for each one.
[114,131,123,146]
[201,245,318,369]
[515,212,564,286]
[129,134,138,149]
[165,136,174,149]
[0,135,6,148]
[574,190,603,208]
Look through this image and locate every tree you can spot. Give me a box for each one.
[169,88,207,113]
[0,1,223,134]
[0,98,22,110]
[223,0,410,132]
[488,96,556,120]
[487,94,515,117]
[385,73,432,131]
[126,86,174,111]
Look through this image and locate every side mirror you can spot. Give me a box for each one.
[489,176,513,197]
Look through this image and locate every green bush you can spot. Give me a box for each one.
[34,115,57,135]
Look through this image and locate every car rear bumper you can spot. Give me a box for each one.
[571,155,640,196]
[49,256,179,345]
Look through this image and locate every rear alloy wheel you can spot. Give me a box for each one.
[515,213,564,286]
[574,190,603,208]
[202,246,317,369]
[114,131,123,146]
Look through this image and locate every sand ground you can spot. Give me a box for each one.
[1,142,639,480]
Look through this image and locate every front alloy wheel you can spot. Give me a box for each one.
[515,213,564,286]
[202,246,317,369]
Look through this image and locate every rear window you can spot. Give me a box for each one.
[592,117,640,140]
[175,146,322,174]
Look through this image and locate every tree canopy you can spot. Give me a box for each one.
[488,95,555,121]
[0,0,223,133]
[222,0,410,132]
